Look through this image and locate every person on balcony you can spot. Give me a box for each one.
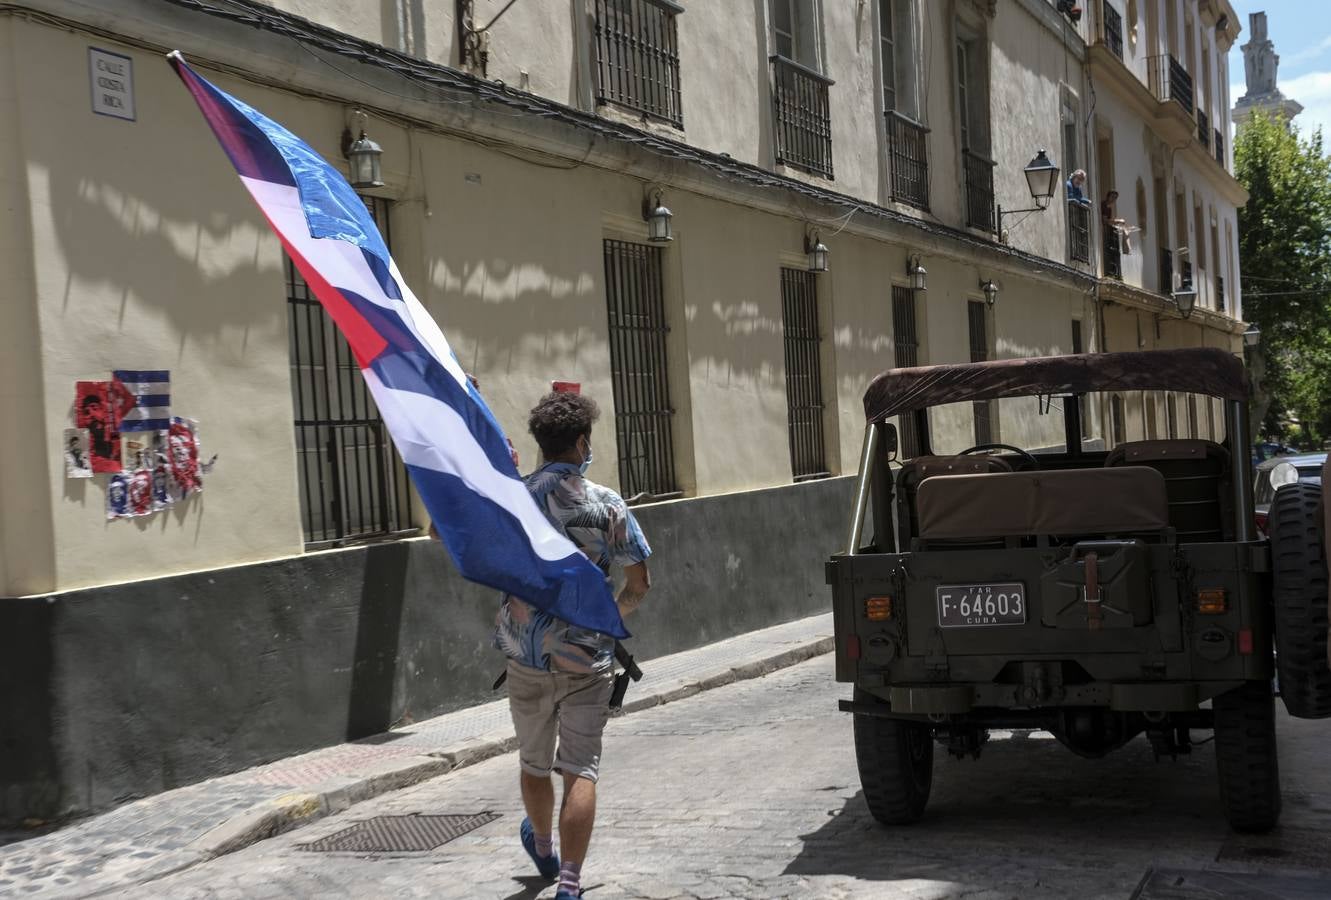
[1100,190,1136,254]
[1065,169,1092,207]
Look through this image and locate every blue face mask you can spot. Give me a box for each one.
[578,438,594,475]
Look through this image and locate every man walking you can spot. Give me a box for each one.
[494,390,652,899]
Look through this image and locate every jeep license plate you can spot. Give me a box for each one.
[936,583,1026,628]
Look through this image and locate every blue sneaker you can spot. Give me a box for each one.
[554,891,582,900]
[519,817,559,880]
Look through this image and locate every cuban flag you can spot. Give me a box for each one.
[169,53,627,639]
[112,369,171,432]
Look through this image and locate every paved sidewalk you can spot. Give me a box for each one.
[0,613,832,899]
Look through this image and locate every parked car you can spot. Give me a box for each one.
[830,347,1331,835]
[1254,453,1326,536]
[1253,441,1297,465]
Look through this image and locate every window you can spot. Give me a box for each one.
[968,300,993,444]
[771,2,833,180]
[773,0,821,68]
[603,239,679,502]
[879,0,919,119]
[1166,393,1178,438]
[780,267,828,479]
[1111,394,1126,445]
[287,197,414,547]
[957,33,994,230]
[881,0,928,209]
[594,0,683,127]
[892,285,922,457]
[1187,395,1199,438]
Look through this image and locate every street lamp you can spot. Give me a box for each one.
[980,279,999,306]
[643,189,674,243]
[341,112,384,189]
[805,230,829,273]
[1172,286,1198,318]
[1243,324,1261,348]
[908,254,927,291]
[996,149,1061,236]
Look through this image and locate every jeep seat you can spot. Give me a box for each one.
[916,466,1170,542]
[1103,439,1230,542]
[897,455,1013,542]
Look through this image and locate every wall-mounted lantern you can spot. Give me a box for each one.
[341,110,384,189]
[805,229,829,273]
[643,189,674,243]
[980,279,999,306]
[908,254,927,291]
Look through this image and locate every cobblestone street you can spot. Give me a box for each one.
[103,655,1331,900]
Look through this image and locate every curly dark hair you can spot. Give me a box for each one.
[528,391,599,459]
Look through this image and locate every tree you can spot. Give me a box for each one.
[1234,113,1331,446]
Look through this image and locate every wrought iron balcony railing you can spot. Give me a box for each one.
[1147,54,1194,115]
[885,110,930,210]
[1214,129,1225,168]
[963,148,996,232]
[1197,109,1210,148]
[1103,226,1123,280]
[1068,201,1091,263]
[1098,0,1124,60]
[1158,247,1173,296]
[771,55,834,179]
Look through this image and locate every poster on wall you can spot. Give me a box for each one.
[111,369,171,432]
[63,428,92,478]
[121,435,153,472]
[151,464,175,510]
[106,473,130,519]
[168,416,202,497]
[75,381,122,473]
[127,469,153,516]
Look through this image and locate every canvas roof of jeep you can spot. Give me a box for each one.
[863,347,1247,422]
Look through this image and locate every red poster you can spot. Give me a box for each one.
[75,381,122,474]
[168,418,202,495]
[128,470,153,516]
[552,381,581,394]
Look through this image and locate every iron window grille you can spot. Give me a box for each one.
[593,0,684,128]
[1214,129,1225,167]
[1180,259,1193,289]
[1166,393,1179,438]
[1068,201,1091,263]
[1187,395,1199,438]
[886,111,930,210]
[968,300,993,445]
[780,267,828,480]
[963,148,996,232]
[1216,274,1225,313]
[771,55,835,179]
[1099,0,1124,60]
[1103,223,1123,279]
[1158,246,1173,296]
[1111,394,1126,445]
[603,239,680,503]
[287,198,414,547]
[1147,54,1194,115]
[1197,109,1210,148]
[891,285,922,458]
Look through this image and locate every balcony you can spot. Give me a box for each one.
[1197,109,1210,148]
[1214,129,1225,168]
[1103,226,1123,280]
[1148,54,1194,115]
[963,148,996,232]
[1068,201,1091,263]
[1158,247,1173,296]
[1180,259,1193,289]
[1096,0,1124,60]
[885,111,930,211]
[771,56,834,179]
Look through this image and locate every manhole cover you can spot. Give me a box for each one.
[299,813,500,853]
[1218,827,1331,870]
[1133,867,1331,899]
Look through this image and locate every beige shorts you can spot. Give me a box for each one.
[506,659,614,782]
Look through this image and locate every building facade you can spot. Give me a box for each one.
[0,0,1246,819]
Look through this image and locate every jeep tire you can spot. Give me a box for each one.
[852,691,933,825]
[1213,680,1282,833]
[1268,482,1331,719]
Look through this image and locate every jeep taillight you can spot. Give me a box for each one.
[1197,589,1228,614]
[865,596,893,621]
[1255,511,1269,537]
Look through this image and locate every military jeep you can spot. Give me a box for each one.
[827,347,1331,833]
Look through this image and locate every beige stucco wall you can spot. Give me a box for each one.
[2,2,1249,597]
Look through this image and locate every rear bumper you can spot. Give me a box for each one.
[850,679,1247,716]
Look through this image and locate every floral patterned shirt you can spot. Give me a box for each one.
[494,462,652,674]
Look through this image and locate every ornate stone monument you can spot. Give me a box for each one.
[1233,11,1303,128]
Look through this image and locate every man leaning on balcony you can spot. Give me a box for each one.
[1066,169,1092,207]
